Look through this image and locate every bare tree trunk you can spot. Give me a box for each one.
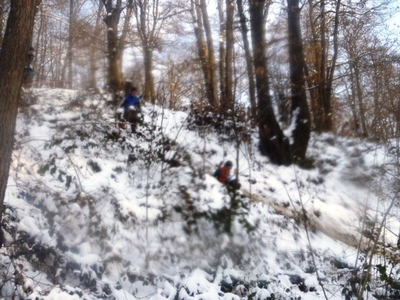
[217,0,226,109]
[323,0,341,131]
[143,45,155,103]
[287,0,311,162]
[0,0,41,247]
[223,0,235,113]
[237,0,257,119]
[102,0,133,104]
[0,0,4,45]
[346,68,360,134]
[353,61,368,137]
[191,0,218,109]
[249,0,291,165]
[200,0,219,109]
[104,5,123,100]
[305,0,341,132]
[88,0,103,90]
[67,0,74,89]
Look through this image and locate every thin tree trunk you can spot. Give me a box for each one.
[323,0,341,131]
[68,0,73,89]
[287,0,311,161]
[0,0,4,45]
[135,0,157,104]
[249,0,291,165]
[0,0,41,247]
[237,0,257,119]
[200,0,219,109]
[223,0,235,113]
[353,61,368,136]
[88,0,103,90]
[191,0,218,109]
[217,0,226,109]
[346,68,360,134]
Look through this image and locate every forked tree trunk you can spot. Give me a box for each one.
[191,0,219,109]
[287,0,311,161]
[0,0,41,246]
[249,0,291,165]
[102,0,133,105]
[305,0,341,132]
[200,0,219,109]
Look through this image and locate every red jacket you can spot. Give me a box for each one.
[218,166,231,183]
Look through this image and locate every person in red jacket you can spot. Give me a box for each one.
[215,161,241,190]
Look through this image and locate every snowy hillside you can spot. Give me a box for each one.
[1,89,399,300]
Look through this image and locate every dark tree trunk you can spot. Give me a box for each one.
[222,0,235,113]
[249,0,291,165]
[102,0,133,105]
[104,3,124,102]
[237,0,257,119]
[0,0,4,45]
[287,0,311,161]
[0,0,41,247]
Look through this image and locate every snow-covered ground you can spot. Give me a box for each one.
[1,89,399,299]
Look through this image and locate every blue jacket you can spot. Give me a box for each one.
[121,94,140,113]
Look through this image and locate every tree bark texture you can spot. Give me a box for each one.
[88,0,104,90]
[192,0,219,109]
[103,0,133,104]
[237,0,257,119]
[217,0,226,110]
[287,0,311,161]
[200,0,219,109]
[222,0,235,113]
[305,0,341,132]
[0,0,4,45]
[249,0,291,165]
[0,0,41,246]
[67,0,74,89]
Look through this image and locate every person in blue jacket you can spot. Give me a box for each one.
[120,87,141,133]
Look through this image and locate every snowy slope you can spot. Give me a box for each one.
[1,89,399,300]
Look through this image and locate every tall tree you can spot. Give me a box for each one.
[191,0,219,108]
[287,0,311,161]
[0,0,41,246]
[222,0,235,113]
[236,0,257,119]
[0,0,4,45]
[249,0,291,165]
[88,0,104,90]
[133,0,185,104]
[304,0,341,132]
[102,0,133,104]
[68,0,74,89]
